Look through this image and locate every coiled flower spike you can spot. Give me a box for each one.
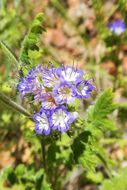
[18,64,94,135]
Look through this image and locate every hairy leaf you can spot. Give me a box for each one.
[87,89,116,121]
[100,168,127,190]
[19,13,45,75]
[72,89,117,171]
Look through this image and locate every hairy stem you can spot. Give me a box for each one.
[42,140,46,170]
[0,41,19,69]
[0,91,32,118]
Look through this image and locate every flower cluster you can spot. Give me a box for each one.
[18,65,94,135]
[108,20,126,34]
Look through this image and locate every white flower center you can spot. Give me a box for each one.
[43,71,60,87]
[52,110,69,128]
[59,87,72,99]
[62,68,79,81]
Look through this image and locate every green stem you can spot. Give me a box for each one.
[0,91,32,118]
[40,138,47,172]
[0,41,19,69]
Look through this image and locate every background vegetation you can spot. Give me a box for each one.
[0,0,127,190]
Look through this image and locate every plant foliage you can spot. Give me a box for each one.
[72,89,117,172]
[19,13,45,75]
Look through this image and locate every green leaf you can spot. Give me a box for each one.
[71,89,117,172]
[35,169,44,190]
[87,89,116,121]
[86,171,103,184]
[94,118,116,131]
[35,169,52,190]
[15,164,25,176]
[71,131,91,162]
[41,175,52,190]
[79,145,99,172]
[19,12,45,75]
[100,168,127,190]
[47,143,60,168]
[3,167,17,186]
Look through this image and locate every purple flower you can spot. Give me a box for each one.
[108,20,126,34]
[53,82,76,105]
[18,76,35,97]
[42,68,60,88]
[33,82,47,102]
[41,92,57,110]
[18,65,40,97]
[18,65,47,98]
[28,64,40,76]
[57,66,84,84]
[74,80,94,99]
[50,106,78,132]
[17,64,95,136]
[33,109,51,135]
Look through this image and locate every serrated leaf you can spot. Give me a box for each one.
[86,171,103,184]
[71,89,117,172]
[100,168,127,190]
[19,13,45,75]
[79,146,99,172]
[71,131,91,162]
[87,89,116,122]
[95,118,116,131]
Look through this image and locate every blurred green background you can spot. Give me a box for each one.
[1,0,127,190]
